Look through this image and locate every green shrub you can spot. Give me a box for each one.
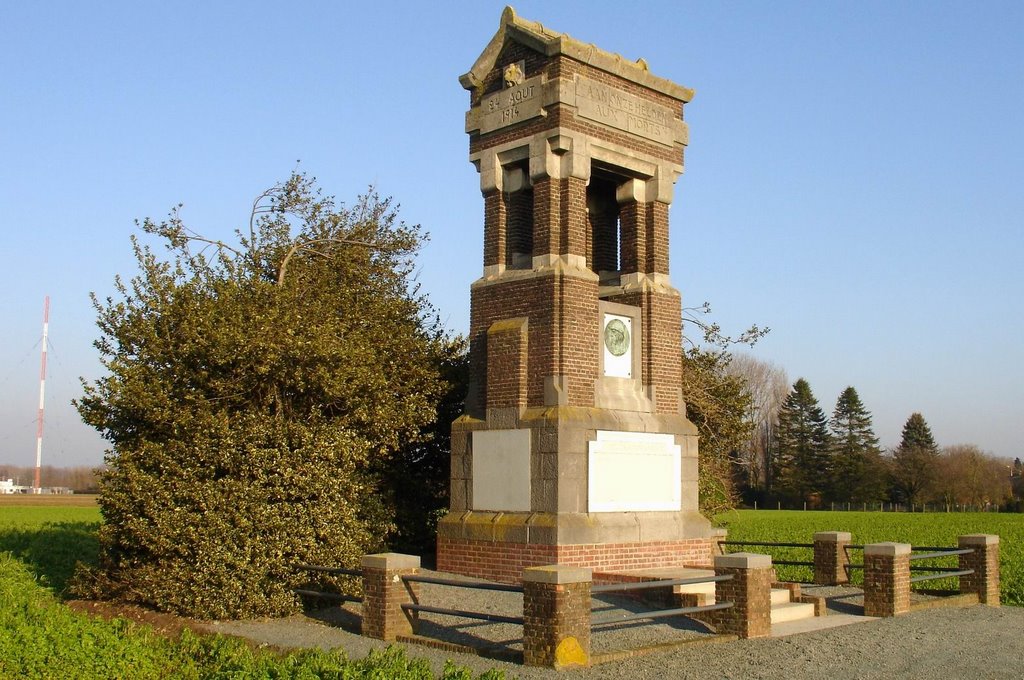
[75,174,456,618]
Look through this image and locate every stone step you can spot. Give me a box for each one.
[770,600,817,624]
[770,588,791,606]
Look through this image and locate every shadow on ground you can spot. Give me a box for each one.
[0,521,100,594]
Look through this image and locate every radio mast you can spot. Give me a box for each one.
[34,296,49,493]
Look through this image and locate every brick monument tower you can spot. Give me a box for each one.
[437,7,719,582]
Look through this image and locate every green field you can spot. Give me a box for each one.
[0,498,500,679]
[717,510,1023,605]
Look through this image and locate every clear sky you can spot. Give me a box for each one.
[1,1,1021,470]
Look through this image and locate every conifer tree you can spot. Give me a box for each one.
[771,378,831,504]
[828,387,885,503]
[891,412,940,506]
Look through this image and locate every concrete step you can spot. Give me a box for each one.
[770,600,817,624]
[770,588,791,606]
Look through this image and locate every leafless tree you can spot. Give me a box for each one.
[724,353,789,493]
[935,445,1012,509]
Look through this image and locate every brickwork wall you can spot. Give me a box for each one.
[647,201,670,274]
[469,277,553,414]
[482,189,506,268]
[644,291,682,414]
[959,536,1000,605]
[437,536,717,584]
[712,558,773,639]
[486,318,528,410]
[813,533,851,585]
[469,270,598,412]
[532,176,559,255]
[864,550,910,617]
[523,578,591,668]
[618,201,643,274]
[361,560,420,641]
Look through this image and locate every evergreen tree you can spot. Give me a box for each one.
[891,412,940,506]
[74,173,453,618]
[772,378,831,504]
[828,387,885,503]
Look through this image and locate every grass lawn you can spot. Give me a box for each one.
[0,496,502,679]
[717,509,1023,605]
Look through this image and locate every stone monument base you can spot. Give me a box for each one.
[436,511,722,584]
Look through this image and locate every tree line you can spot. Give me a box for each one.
[0,464,99,492]
[701,359,1017,511]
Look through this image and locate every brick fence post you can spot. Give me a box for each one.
[814,531,851,585]
[959,534,1000,606]
[863,543,910,617]
[712,552,772,639]
[522,565,591,669]
[360,553,420,641]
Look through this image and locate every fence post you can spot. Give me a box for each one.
[522,565,591,669]
[863,543,910,617]
[959,534,1000,606]
[713,553,773,639]
[814,531,852,585]
[360,553,420,641]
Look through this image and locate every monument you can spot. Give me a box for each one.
[437,7,720,582]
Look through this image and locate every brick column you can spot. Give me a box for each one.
[360,553,420,640]
[863,543,910,617]
[814,531,852,585]
[959,534,1000,606]
[713,553,773,639]
[522,565,591,668]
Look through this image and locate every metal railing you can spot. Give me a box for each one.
[908,547,974,585]
[400,574,525,625]
[294,562,363,603]
[590,574,733,627]
[719,540,815,571]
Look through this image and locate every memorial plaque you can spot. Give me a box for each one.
[588,431,681,512]
[477,75,544,134]
[576,75,676,146]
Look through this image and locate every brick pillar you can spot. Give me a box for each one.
[360,553,420,640]
[482,189,506,269]
[522,565,591,669]
[814,531,852,585]
[959,534,1000,606]
[863,543,910,617]
[713,553,773,639]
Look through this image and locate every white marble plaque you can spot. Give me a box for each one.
[472,429,531,511]
[588,431,681,512]
[575,76,675,146]
[478,76,544,134]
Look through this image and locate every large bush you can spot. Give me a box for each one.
[75,173,451,618]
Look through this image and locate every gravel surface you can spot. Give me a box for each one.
[206,571,1024,679]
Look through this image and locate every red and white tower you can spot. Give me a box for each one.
[33,296,49,493]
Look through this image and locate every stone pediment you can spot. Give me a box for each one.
[460,6,694,103]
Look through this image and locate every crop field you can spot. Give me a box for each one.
[718,509,1024,606]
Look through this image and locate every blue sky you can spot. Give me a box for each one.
[1,1,1021,469]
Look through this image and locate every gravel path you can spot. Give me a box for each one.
[206,572,1024,679]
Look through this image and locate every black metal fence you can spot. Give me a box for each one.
[589,574,733,627]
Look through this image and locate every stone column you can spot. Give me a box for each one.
[360,553,420,641]
[713,552,773,639]
[522,565,591,668]
[959,534,1000,606]
[814,531,852,585]
[863,543,910,617]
